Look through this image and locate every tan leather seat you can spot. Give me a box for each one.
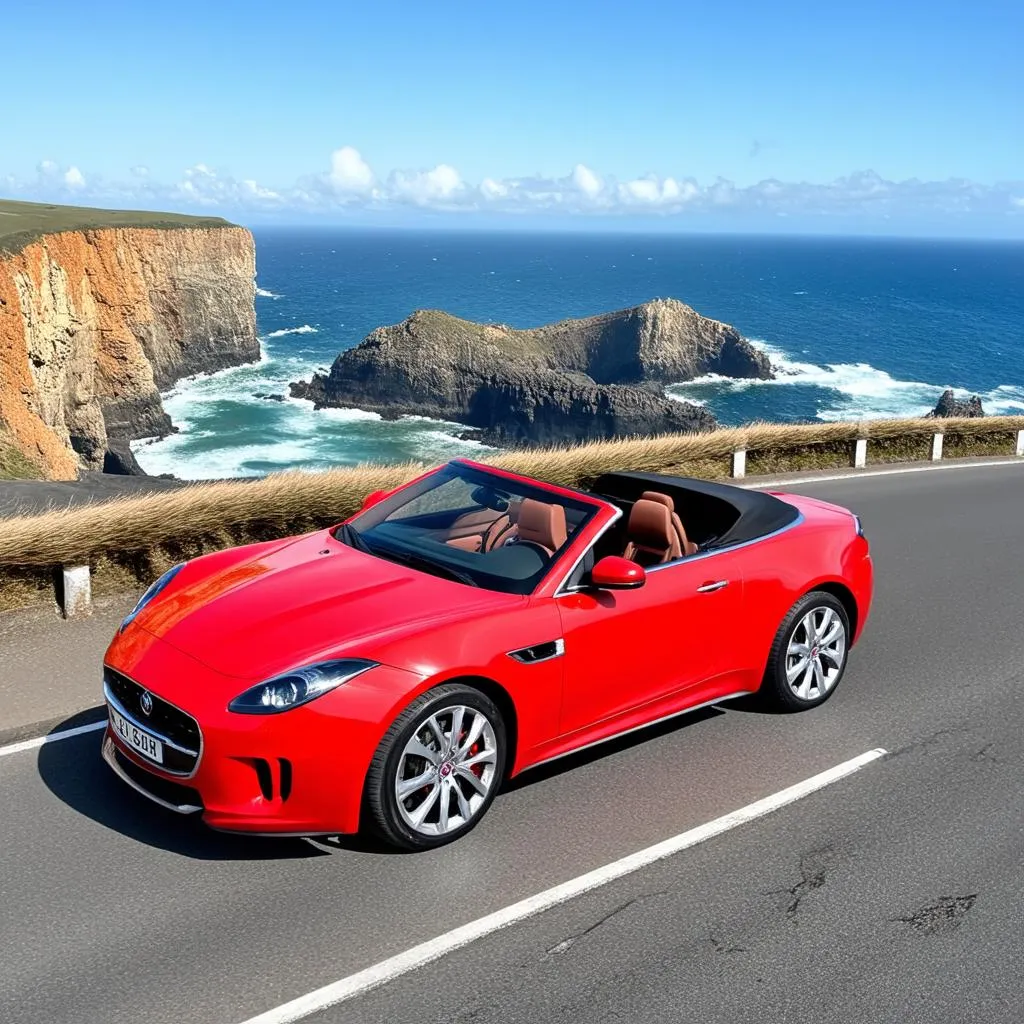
[446,534,484,552]
[638,490,697,557]
[483,498,522,551]
[445,507,499,552]
[514,499,567,555]
[623,498,683,566]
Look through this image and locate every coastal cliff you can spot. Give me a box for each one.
[0,199,258,479]
[290,299,772,445]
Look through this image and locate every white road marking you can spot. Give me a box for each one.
[0,719,106,759]
[745,456,1024,490]
[238,747,888,1024]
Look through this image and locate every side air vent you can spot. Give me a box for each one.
[253,758,274,801]
[278,758,293,802]
[508,639,565,665]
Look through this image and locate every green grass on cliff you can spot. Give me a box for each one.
[0,198,236,254]
[0,430,43,480]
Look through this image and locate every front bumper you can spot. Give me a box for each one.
[102,735,203,815]
[101,641,426,835]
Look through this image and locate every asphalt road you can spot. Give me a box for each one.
[0,472,187,519]
[1,462,1023,1024]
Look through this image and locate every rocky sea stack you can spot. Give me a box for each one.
[927,389,985,418]
[290,298,773,446]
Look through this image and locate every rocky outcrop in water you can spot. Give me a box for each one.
[927,389,985,418]
[0,200,258,479]
[290,299,773,446]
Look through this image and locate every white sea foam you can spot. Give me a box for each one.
[264,325,318,338]
[668,338,1024,423]
[256,287,282,299]
[287,394,382,423]
[413,429,497,458]
[132,340,495,479]
[136,438,325,480]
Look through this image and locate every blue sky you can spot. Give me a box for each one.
[4,0,1022,235]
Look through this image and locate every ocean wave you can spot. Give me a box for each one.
[264,325,318,338]
[978,384,1024,414]
[134,438,326,480]
[286,394,382,422]
[255,287,282,299]
[133,357,494,478]
[669,338,1024,422]
[414,429,497,455]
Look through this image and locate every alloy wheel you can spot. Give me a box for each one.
[394,705,499,836]
[785,606,847,701]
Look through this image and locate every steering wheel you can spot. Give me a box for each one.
[508,539,552,559]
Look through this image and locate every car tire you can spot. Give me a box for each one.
[364,683,507,851]
[760,591,851,712]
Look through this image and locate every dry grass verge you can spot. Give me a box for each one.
[1,415,1021,611]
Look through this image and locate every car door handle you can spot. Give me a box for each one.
[696,580,729,593]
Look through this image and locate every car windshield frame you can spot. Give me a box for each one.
[336,461,604,596]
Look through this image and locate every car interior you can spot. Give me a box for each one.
[583,483,740,565]
[440,483,732,571]
[352,463,794,594]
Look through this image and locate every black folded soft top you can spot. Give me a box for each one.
[588,470,801,548]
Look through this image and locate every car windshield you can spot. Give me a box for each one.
[337,462,601,595]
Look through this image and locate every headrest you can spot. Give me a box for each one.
[517,499,567,552]
[627,498,674,549]
[640,490,675,512]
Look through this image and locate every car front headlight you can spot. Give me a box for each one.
[119,563,186,633]
[227,659,379,714]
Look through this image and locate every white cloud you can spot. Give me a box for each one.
[480,177,509,199]
[616,175,698,206]
[389,163,464,205]
[328,146,374,194]
[5,149,1022,232]
[242,179,280,200]
[572,163,602,198]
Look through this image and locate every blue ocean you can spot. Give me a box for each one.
[132,230,1024,478]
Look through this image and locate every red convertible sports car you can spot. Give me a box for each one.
[102,458,873,850]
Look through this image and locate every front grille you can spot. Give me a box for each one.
[105,667,202,774]
[113,747,204,811]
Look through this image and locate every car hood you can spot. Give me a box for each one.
[130,531,518,680]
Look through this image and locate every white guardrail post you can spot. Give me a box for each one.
[731,448,747,479]
[1016,429,1024,457]
[931,433,944,461]
[60,565,92,619]
[853,438,867,469]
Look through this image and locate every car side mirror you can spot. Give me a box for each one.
[590,555,646,590]
[360,489,389,511]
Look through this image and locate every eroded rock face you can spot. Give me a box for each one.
[291,299,772,445]
[927,389,985,418]
[0,225,257,478]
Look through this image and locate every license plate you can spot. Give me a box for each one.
[109,705,164,765]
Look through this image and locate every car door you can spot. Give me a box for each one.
[553,551,746,738]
